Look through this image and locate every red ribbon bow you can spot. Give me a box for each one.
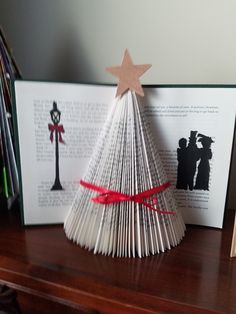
[80,180,175,215]
[48,123,65,143]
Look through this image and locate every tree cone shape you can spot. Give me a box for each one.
[64,91,185,257]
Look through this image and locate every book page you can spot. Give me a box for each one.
[14,81,114,224]
[144,87,236,228]
[14,82,236,227]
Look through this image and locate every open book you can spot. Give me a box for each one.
[13,81,236,227]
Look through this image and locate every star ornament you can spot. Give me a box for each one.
[106,49,151,98]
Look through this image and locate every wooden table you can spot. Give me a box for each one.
[0,205,235,314]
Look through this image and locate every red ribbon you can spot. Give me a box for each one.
[80,180,175,215]
[48,123,65,143]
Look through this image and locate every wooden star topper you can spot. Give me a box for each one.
[106,49,151,97]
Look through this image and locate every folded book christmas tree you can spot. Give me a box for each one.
[64,50,185,257]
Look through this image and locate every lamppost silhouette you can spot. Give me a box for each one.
[48,101,65,190]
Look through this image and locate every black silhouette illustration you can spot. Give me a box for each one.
[194,134,214,190]
[176,131,214,191]
[176,138,188,190]
[48,101,65,190]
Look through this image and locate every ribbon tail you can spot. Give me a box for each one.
[140,200,175,215]
[80,180,112,194]
[137,182,171,199]
[49,131,54,142]
[58,132,65,144]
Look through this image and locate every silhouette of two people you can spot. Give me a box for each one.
[176,131,213,191]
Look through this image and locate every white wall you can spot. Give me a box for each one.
[1,0,236,208]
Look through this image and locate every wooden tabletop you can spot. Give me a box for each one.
[0,206,235,314]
